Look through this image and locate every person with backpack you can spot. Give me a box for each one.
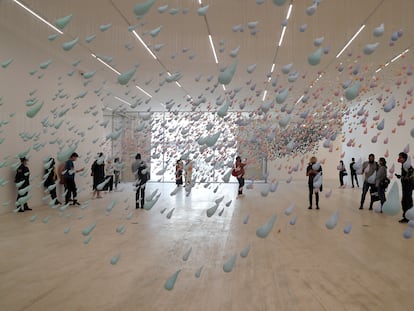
[131,153,149,209]
[375,157,388,212]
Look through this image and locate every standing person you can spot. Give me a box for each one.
[375,157,388,212]
[395,152,414,223]
[113,157,121,190]
[64,152,84,205]
[337,160,347,187]
[91,153,105,199]
[175,159,184,186]
[131,153,149,209]
[15,157,31,212]
[105,159,114,192]
[359,154,378,210]
[234,156,247,196]
[185,159,193,186]
[349,157,360,188]
[306,156,322,210]
[44,157,61,205]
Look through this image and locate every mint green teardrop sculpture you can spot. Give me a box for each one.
[55,14,72,30]
[118,67,137,85]
[308,47,322,65]
[134,0,156,18]
[164,269,181,290]
[218,59,238,85]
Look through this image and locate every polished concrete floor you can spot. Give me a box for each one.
[0,180,413,311]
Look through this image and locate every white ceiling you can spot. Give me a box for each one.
[1,0,413,121]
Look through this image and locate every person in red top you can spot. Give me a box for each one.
[234,156,247,196]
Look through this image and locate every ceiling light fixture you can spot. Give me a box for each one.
[208,35,219,64]
[278,4,293,47]
[222,85,226,91]
[278,26,287,47]
[13,0,63,34]
[295,95,304,105]
[114,96,131,106]
[91,54,121,75]
[132,30,157,60]
[286,3,293,19]
[92,54,152,98]
[136,85,152,98]
[374,48,410,73]
[336,24,366,58]
[391,48,409,63]
[262,90,268,101]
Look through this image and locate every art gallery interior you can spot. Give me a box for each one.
[0,0,413,310]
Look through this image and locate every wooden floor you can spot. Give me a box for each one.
[0,180,413,311]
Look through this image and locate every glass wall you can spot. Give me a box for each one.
[103,111,267,184]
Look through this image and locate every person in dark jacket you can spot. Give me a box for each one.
[91,152,105,199]
[64,152,84,205]
[395,152,414,223]
[15,157,31,212]
[44,157,61,205]
[349,157,360,188]
[131,153,149,209]
[374,157,388,212]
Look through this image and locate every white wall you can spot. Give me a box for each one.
[341,89,414,181]
[266,136,343,183]
[0,18,106,214]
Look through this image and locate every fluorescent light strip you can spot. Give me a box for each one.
[286,4,293,19]
[278,4,293,47]
[175,82,182,88]
[198,0,202,4]
[105,107,113,111]
[91,54,121,75]
[271,63,275,73]
[92,54,152,98]
[13,0,63,34]
[295,95,304,105]
[136,85,152,98]
[278,26,287,47]
[114,96,131,106]
[132,30,157,60]
[336,25,366,58]
[208,35,219,64]
[222,85,226,91]
[262,90,268,101]
[375,49,409,73]
[391,48,409,62]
